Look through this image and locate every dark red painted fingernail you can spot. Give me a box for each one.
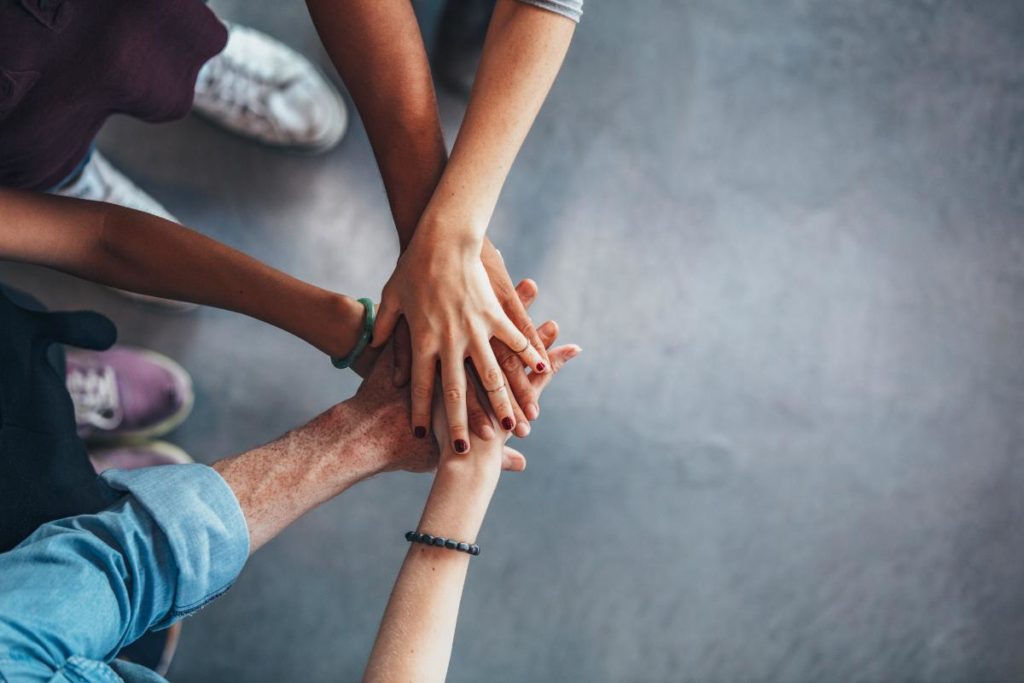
[536,362,546,372]
[454,439,468,453]
[414,426,426,439]
[501,417,515,431]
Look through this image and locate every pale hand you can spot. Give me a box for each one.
[371,228,547,455]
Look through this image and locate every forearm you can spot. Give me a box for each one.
[364,459,499,683]
[306,0,447,249]
[421,0,575,243]
[213,400,387,553]
[0,189,364,357]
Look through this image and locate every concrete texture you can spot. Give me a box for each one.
[2,0,1023,680]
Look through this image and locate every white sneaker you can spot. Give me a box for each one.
[193,23,348,153]
[53,152,197,312]
[55,151,179,223]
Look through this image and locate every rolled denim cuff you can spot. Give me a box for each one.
[102,464,250,628]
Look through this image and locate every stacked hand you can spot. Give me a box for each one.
[352,278,573,475]
[370,227,552,455]
[430,317,579,474]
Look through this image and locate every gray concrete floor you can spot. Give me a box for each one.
[2,1,1023,681]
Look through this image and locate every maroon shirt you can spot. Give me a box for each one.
[0,0,227,190]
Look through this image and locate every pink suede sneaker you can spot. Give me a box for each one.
[66,346,194,442]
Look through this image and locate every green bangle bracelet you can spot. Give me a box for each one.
[331,298,376,369]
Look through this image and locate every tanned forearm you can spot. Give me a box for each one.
[307,0,574,250]
[0,189,364,357]
[305,0,447,249]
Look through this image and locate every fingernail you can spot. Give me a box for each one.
[414,426,426,439]
[454,439,469,454]
[536,362,546,372]
[525,403,540,420]
[501,417,515,431]
[515,421,531,438]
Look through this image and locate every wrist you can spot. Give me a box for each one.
[414,210,485,255]
[417,461,499,542]
[436,455,502,488]
[320,293,367,359]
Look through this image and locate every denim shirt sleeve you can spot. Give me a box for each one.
[516,0,583,22]
[0,464,249,683]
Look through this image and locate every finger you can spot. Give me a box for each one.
[410,349,436,439]
[370,296,399,348]
[503,319,558,423]
[546,344,580,373]
[465,359,518,437]
[529,344,582,394]
[350,343,383,379]
[537,320,559,349]
[514,414,532,438]
[501,446,528,472]
[470,339,516,433]
[441,346,470,454]
[494,278,540,420]
[499,283,544,424]
[493,315,546,373]
[494,336,538,421]
[505,383,530,437]
[502,282,550,372]
[464,365,496,440]
[509,277,550,370]
[514,278,538,308]
[392,317,412,386]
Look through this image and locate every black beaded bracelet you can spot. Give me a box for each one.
[405,530,480,556]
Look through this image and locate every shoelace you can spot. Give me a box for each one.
[196,34,301,133]
[89,157,122,203]
[67,365,124,430]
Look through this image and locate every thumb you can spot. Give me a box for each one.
[392,319,412,386]
[530,344,581,393]
[370,296,400,349]
[501,446,528,472]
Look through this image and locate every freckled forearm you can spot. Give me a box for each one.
[213,401,386,553]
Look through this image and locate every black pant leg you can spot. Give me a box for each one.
[0,285,120,552]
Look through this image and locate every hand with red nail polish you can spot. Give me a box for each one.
[370,225,548,456]
[346,340,535,475]
[431,316,581,473]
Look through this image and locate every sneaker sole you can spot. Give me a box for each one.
[109,287,200,313]
[82,347,196,444]
[90,440,196,470]
[116,621,183,677]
